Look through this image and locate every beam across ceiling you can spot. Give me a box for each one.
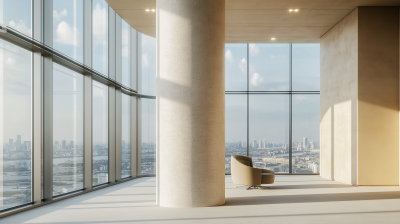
[106,0,400,43]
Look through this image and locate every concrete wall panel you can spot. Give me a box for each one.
[358,7,399,185]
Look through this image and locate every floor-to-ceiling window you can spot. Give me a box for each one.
[92,0,108,76]
[121,94,130,178]
[53,0,83,63]
[225,43,320,174]
[141,98,156,175]
[53,64,84,195]
[0,39,32,210]
[0,0,156,214]
[92,81,108,185]
[140,33,156,175]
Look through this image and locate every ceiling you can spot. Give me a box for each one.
[106,0,400,43]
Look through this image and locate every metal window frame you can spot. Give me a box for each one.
[42,0,53,201]
[83,0,93,191]
[228,43,320,174]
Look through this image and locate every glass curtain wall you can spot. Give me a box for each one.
[141,34,156,96]
[141,99,156,175]
[53,64,84,195]
[225,43,320,174]
[0,0,32,37]
[0,39,32,210]
[53,0,83,63]
[92,0,108,76]
[92,81,108,185]
[0,0,159,213]
[121,94,130,178]
[121,20,130,87]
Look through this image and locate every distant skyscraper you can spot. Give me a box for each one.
[62,140,67,150]
[303,137,308,150]
[9,139,14,151]
[16,135,22,150]
[252,138,256,148]
[70,141,74,149]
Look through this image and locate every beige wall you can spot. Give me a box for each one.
[321,7,400,186]
[321,9,358,184]
[358,7,399,185]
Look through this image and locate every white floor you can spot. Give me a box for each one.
[3,175,400,223]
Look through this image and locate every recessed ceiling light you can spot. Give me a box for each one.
[151,9,155,12]
[294,9,299,12]
[289,9,293,12]
[271,38,276,40]
[145,9,150,12]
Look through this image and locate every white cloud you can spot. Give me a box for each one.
[270,55,276,59]
[8,20,31,36]
[53,9,68,20]
[142,54,149,68]
[250,73,262,86]
[122,28,129,46]
[295,95,307,101]
[225,49,234,63]
[122,46,129,58]
[54,21,82,46]
[93,3,108,45]
[6,57,15,64]
[238,58,246,74]
[249,44,260,56]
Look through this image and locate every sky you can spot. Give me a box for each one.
[225,43,320,144]
[0,0,319,149]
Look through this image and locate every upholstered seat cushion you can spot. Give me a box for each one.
[261,173,275,184]
[261,169,274,174]
[237,160,250,166]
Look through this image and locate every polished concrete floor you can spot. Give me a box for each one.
[3,175,400,223]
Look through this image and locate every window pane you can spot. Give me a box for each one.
[225,95,247,173]
[0,40,32,209]
[292,44,320,91]
[249,95,289,173]
[141,34,156,96]
[225,44,247,91]
[249,44,289,91]
[53,63,84,195]
[1,0,32,37]
[53,0,83,63]
[141,98,156,175]
[121,94,130,178]
[121,20,130,87]
[93,81,108,185]
[92,0,108,76]
[292,94,320,173]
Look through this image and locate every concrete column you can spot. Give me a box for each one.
[321,7,400,186]
[156,0,225,207]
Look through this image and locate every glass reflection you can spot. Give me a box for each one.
[93,81,108,185]
[249,95,289,173]
[53,0,83,63]
[1,0,31,37]
[121,20,130,87]
[53,63,84,195]
[292,94,320,173]
[225,95,247,173]
[141,34,156,96]
[249,44,289,91]
[92,0,108,76]
[0,39,32,209]
[225,44,247,91]
[121,94,130,178]
[292,44,320,91]
[141,99,156,175]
